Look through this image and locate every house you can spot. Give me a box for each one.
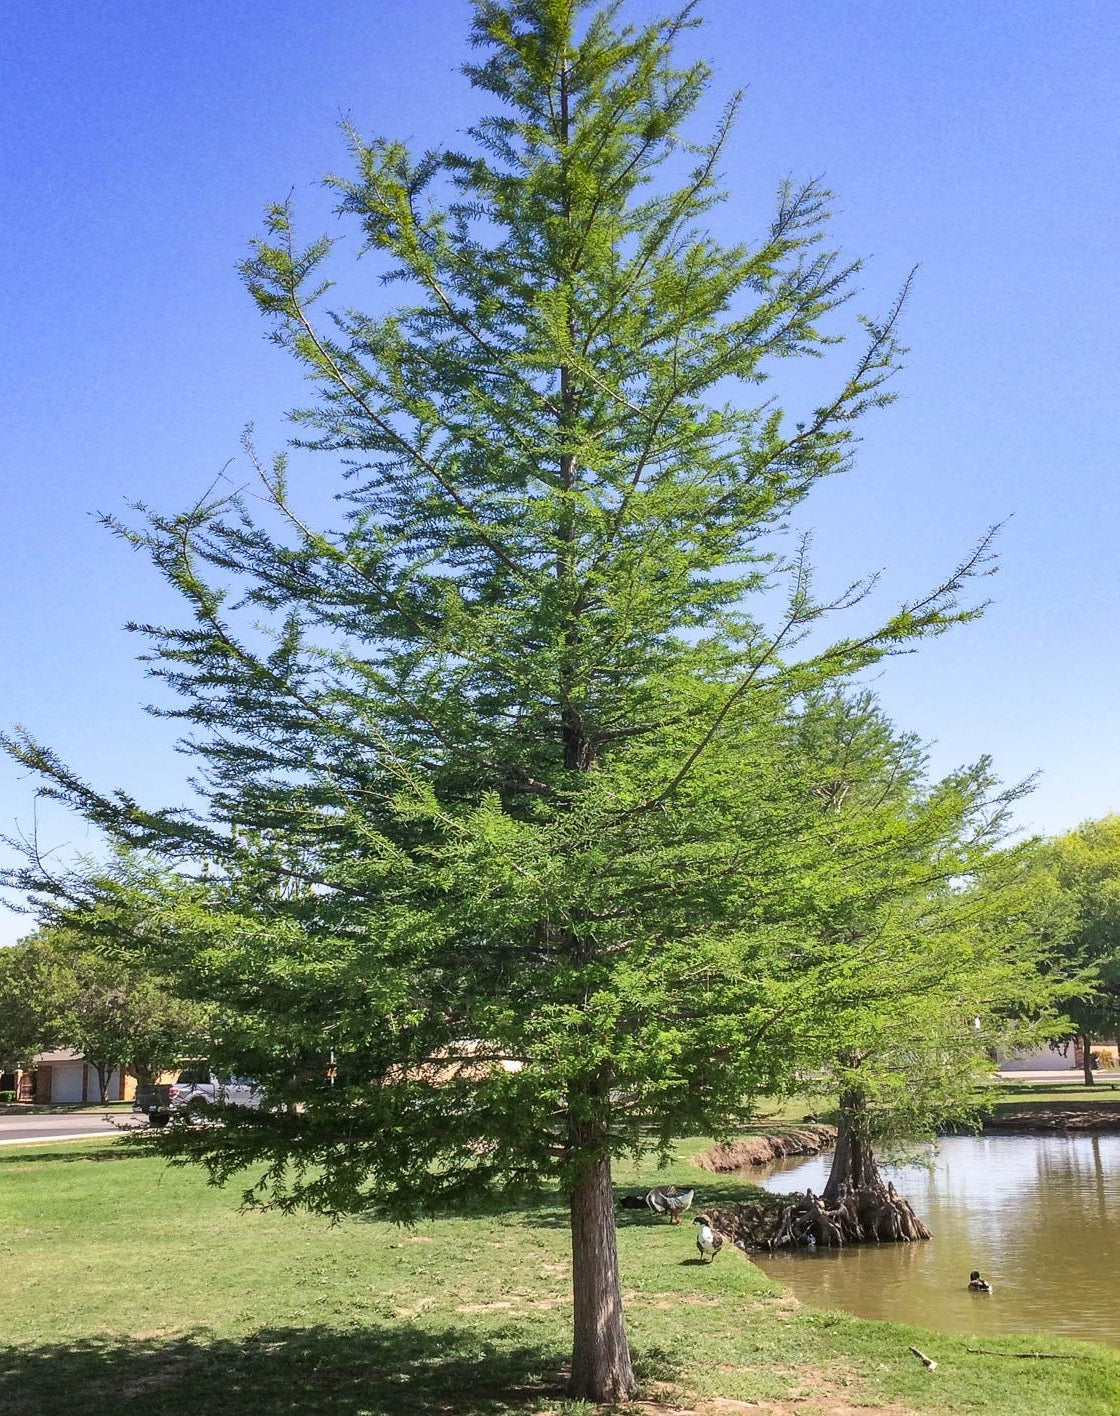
[1,1051,137,1105]
[0,1067,36,1102]
[997,1046,1075,1073]
[999,1040,1120,1073]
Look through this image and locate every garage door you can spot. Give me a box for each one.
[50,1063,86,1104]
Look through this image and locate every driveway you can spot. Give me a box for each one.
[0,1111,146,1145]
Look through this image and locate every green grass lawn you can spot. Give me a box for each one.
[2,1136,1118,1416]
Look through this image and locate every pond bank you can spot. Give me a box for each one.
[696,1123,836,1171]
[980,1101,1120,1132]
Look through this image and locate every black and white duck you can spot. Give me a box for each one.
[693,1214,723,1262]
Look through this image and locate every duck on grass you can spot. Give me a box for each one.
[693,1214,723,1263]
[619,1186,695,1224]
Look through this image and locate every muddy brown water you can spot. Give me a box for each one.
[750,1134,1120,1347]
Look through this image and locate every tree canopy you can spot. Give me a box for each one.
[0,934,78,1070]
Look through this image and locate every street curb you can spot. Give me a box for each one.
[0,1131,132,1147]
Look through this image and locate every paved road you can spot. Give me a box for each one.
[997,1069,1120,1087]
[0,1111,147,1145]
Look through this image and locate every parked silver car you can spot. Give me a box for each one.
[133,1066,261,1126]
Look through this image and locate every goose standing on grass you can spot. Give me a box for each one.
[645,1186,695,1224]
[693,1214,723,1263]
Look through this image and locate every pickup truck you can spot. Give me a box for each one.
[133,1066,261,1127]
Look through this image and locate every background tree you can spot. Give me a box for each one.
[774,692,1052,1235]
[1033,816,1120,1085]
[60,940,205,1099]
[0,912,205,1099]
[2,0,1002,1401]
[0,934,79,1070]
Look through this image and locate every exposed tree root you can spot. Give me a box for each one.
[708,1180,931,1251]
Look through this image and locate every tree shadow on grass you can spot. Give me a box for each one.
[346,1185,572,1230]
[0,1146,132,1165]
[0,1322,582,1416]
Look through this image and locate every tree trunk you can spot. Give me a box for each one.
[91,1062,111,1103]
[822,1087,881,1202]
[567,1152,636,1403]
[553,55,632,1399]
[1081,1032,1096,1086]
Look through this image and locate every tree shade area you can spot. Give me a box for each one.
[0,0,1052,1402]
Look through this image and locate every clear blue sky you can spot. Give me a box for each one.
[2,0,1118,942]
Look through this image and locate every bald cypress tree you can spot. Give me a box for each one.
[4,1,999,1400]
[789,692,1047,1236]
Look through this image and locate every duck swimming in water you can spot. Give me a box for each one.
[968,1270,992,1292]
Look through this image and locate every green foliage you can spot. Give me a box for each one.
[776,690,1056,1156]
[0,905,206,1088]
[3,0,1003,1212]
[0,933,79,1068]
[1029,816,1120,1058]
[0,0,1018,1396]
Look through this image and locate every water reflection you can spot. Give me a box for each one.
[751,1135,1120,1346]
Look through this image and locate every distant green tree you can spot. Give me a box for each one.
[61,942,205,1098]
[0,919,205,1100]
[784,692,1051,1213]
[2,1,1004,1399]
[0,934,78,1069]
[1034,817,1120,1085]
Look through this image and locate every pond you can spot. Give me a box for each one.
[750,1134,1120,1347]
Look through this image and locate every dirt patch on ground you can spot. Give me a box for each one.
[392,1296,438,1319]
[535,1364,921,1416]
[696,1126,837,1172]
[704,1404,920,1415]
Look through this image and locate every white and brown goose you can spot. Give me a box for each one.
[645,1186,695,1224]
[693,1213,723,1262]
